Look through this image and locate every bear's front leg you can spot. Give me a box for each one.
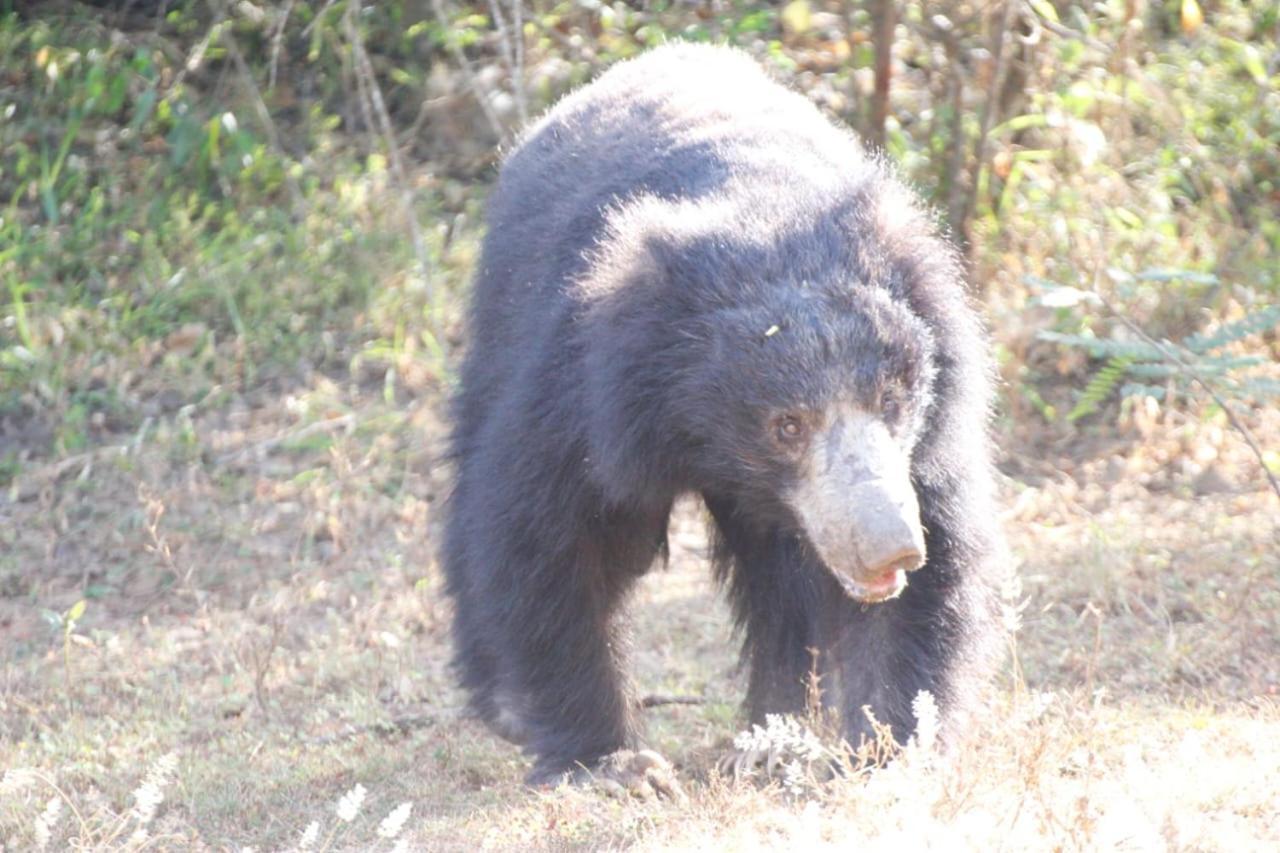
[456,471,673,786]
[705,495,823,724]
[821,473,1003,751]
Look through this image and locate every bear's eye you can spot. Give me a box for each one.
[775,414,807,444]
[881,389,902,424]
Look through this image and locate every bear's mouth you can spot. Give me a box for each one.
[834,567,908,604]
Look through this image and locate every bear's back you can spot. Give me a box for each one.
[469,44,873,348]
[456,45,886,452]
[491,44,867,248]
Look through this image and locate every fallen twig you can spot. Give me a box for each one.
[217,413,356,467]
[309,711,437,745]
[639,694,706,709]
[10,445,129,503]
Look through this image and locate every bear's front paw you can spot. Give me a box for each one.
[533,749,687,803]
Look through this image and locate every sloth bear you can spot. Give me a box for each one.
[443,43,1004,787]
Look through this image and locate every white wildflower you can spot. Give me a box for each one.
[335,783,367,823]
[796,727,828,762]
[34,796,62,850]
[911,690,940,753]
[733,722,769,753]
[782,760,808,795]
[388,840,410,853]
[296,820,320,850]
[132,752,178,825]
[151,752,179,782]
[1000,570,1027,634]
[1014,690,1055,724]
[1,767,35,794]
[377,802,413,839]
[132,779,164,825]
[731,713,839,790]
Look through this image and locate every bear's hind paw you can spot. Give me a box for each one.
[534,749,687,803]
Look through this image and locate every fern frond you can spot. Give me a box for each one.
[1068,356,1133,422]
[1037,331,1166,361]
[1126,355,1265,379]
[1229,376,1280,401]
[1185,303,1280,354]
[1119,382,1167,400]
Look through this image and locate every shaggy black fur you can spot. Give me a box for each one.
[443,43,1004,783]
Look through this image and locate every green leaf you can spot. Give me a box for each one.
[1120,382,1166,400]
[40,182,58,224]
[130,87,158,132]
[1235,377,1280,401]
[1029,0,1059,23]
[66,599,87,623]
[1238,43,1268,85]
[1135,268,1219,285]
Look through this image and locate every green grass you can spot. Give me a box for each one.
[0,9,475,466]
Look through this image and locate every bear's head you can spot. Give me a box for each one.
[673,282,938,603]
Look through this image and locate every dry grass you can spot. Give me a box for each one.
[1,376,1278,850]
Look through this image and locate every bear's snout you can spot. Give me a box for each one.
[789,407,927,603]
[842,477,927,601]
[847,477,926,574]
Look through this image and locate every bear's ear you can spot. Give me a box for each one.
[576,196,762,506]
[576,226,695,508]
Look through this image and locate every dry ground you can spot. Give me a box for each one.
[1,377,1278,851]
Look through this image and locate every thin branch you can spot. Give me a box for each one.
[430,0,509,141]
[511,0,526,120]
[960,0,1020,245]
[300,0,339,39]
[1103,308,1280,501]
[309,711,437,745]
[164,17,219,95]
[869,0,894,151]
[345,2,448,353]
[216,413,356,467]
[1029,1,1112,54]
[267,0,295,92]
[217,4,307,215]
[926,14,967,236]
[486,0,528,125]
[11,445,128,502]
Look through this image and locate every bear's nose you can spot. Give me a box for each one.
[867,545,926,578]
[846,477,927,583]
